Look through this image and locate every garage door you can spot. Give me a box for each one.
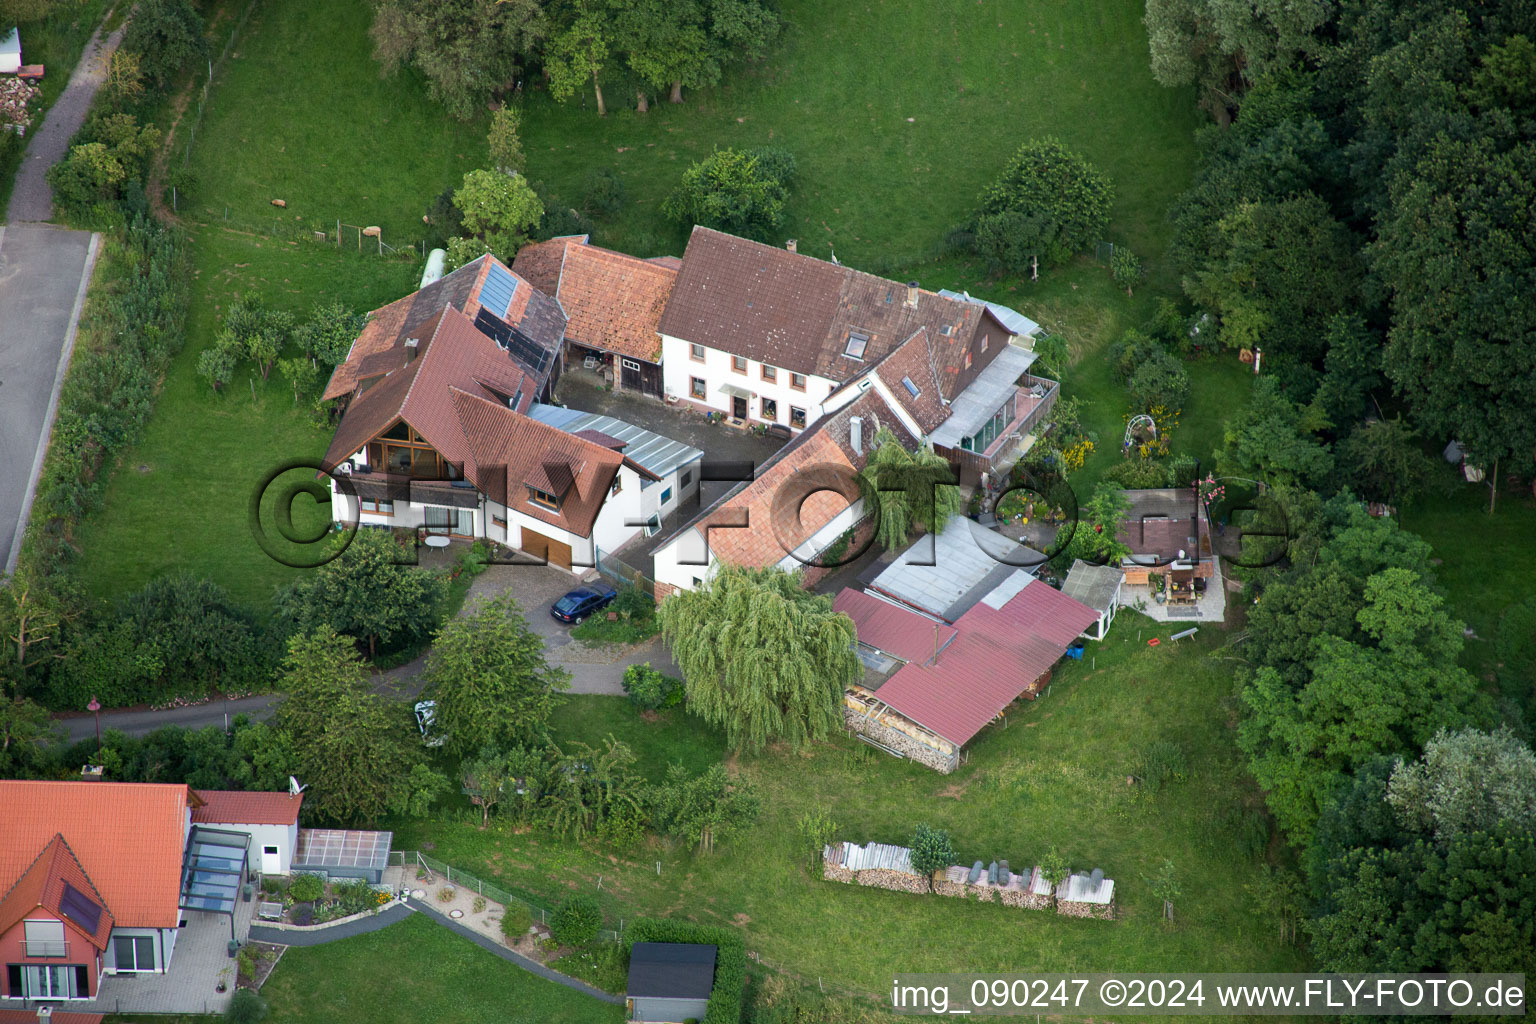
[520,526,572,570]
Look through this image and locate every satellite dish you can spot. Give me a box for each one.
[289,776,309,796]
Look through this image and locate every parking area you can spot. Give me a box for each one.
[0,224,100,572]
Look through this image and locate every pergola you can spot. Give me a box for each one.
[180,826,249,939]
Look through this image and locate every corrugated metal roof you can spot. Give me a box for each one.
[1061,559,1122,614]
[833,588,956,665]
[928,343,1038,448]
[1058,872,1115,904]
[868,517,1046,622]
[527,403,702,480]
[872,577,1100,746]
[831,841,917,874]
[937,289,1041,337]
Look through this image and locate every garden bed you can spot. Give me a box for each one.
[259,874,393,926]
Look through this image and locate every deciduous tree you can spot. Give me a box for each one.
[274,529,446,660]
[1387,728,1536,841]
[659,565,858,752]
[122,0,207,89]
[662,147,792,240]
[424,592,570,755]
[909,823,956,892]
[859,428,961,551]
[648,762,759,852]
[972,138,1113,270]
[274,627,433,825]
[368,0,544,120]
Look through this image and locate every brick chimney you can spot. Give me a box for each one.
[786,239,798,254]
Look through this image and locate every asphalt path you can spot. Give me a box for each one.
[0,224,99,573]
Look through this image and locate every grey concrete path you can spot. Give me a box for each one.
[0,223,100,573]
[6,16,127,223]
[249,901,623,1005]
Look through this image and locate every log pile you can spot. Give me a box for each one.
[0,77,40,134]
[842,708,957,773]
[823,842,1113,917]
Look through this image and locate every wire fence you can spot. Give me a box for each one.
[180,0,263,169]
[392,850,623,942]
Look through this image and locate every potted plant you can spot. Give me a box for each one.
[217,966,231,993]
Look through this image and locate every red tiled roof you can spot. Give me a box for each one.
[871,578,1098,747]
[321,305,541,472]
[0,1013,104,1024]
[0,835,115,951]
[192,790,303,826]
[510,235,586,295]
[322,254,565,403]
[0,781,192,929]
[872,328,952,433]
[450,389,622,537]
[665,389,914,571]
[833,588,957,664]
[657,227,1013,406]
[552,243,675,362]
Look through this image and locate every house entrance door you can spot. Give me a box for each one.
[261,845,281,874]
[732,395,747,419]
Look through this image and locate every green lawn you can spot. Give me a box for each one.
[392,622,1309,1014]
[70,228,420,612]
[106,914,624,1024]
[1403,475,1536,677]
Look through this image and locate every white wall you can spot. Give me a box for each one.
[653,525,716,594]
[219,821,298,874]
[660,335,837,430]
[104,927,178,974]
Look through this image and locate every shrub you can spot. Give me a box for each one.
[662,147,793,241]
[122,0,208,89]
[1127,348,1191,412]
[1106,329,1164,385]
[500,901,532,942]
[289,903,314,927]
[622,662,684,711]
[583,168,626,218]
[972,138,1113,270]
[472,895,487,914]
[551,893,603,946]
[625,918,747,1024]
[224,988,268,1024]
[1131,740,1189,793]
[437,886,457,904]
[909,823,956,883]
[287,873,324,903]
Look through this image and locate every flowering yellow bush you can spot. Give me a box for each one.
[1061,438,1095,472]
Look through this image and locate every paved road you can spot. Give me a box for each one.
[58,694,280,743]
[0,224,100,573]
[6,18,127,222]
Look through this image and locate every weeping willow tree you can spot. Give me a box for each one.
[858,428,963,550]
[658,565,859,752]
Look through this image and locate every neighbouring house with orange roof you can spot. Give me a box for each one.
[651,389,913,597]
[0,781,289,1002]
[512,235,677,399]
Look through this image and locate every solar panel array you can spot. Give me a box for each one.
[478,263,518,318]
[473,309,553,374]
[59,882,102,933]
[293,829,393,870]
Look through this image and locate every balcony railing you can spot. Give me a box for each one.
[25,939,69,957]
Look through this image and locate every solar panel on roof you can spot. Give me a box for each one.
[59,882,101,934]
[473,309,552,374]
[479,263,518,318]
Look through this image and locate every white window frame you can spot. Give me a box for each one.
[621,358,642,371]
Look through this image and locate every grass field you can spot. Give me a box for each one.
[70,228,420,611]
[105,914,624,1024]
[390,621,1310,1010]
[68,0,1210,609]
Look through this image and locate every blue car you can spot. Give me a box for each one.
[551,584,618,624]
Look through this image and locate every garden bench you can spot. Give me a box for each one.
[1169,628,1198,643]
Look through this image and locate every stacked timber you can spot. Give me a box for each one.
[1056,872,1116,920]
